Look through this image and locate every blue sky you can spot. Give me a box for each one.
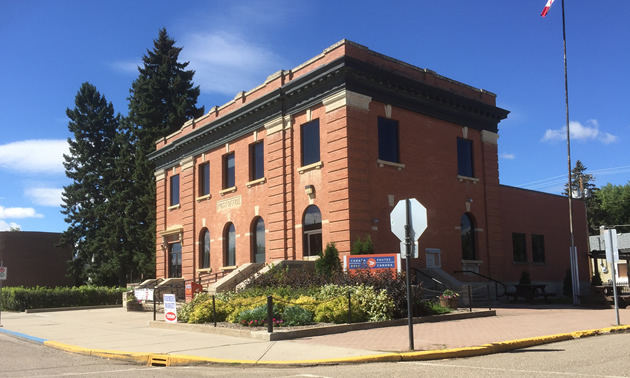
[1,1,629,232]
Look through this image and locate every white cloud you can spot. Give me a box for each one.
[0,220,21,231]
[109,60,140,74]
[25,187,63,207]
[541,119,618,144]
[0,140,68,174]
[181,32,287,96]
[500,152,515,160]
[0,206,44,219]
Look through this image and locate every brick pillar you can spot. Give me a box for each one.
[480,130,504,280]
[264,115,293,261]
[322,90,372,254]
[155,169,167,278]
[179,156,195,280]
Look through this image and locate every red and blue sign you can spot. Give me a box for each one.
[343,254,401,273]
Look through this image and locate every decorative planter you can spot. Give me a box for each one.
[440,297,459,309]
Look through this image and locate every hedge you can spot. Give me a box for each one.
[0,286,125,312]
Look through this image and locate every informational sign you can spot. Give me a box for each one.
[390,198,427,259]
[0,267,6,280]
[163,294,177,323]
[344,254,401,273]
[134,288,153,301]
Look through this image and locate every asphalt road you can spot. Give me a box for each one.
[1,332,628,377]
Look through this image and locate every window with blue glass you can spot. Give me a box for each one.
[168,242,182,278]
[224,223,236,266]
[457,138,474,177]
[199,162,210,196]
[378,117,399,163]
[301,120,320,166]
[223,153,235,189]
[250,142,264,180]
[170,174,180,206]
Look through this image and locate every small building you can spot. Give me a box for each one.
[0,231,74,287]
[589,233,630,285]
[149,40,588,293]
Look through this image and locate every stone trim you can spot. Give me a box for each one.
[298,161,323,174]
[154,169,165,182]
[481,130,499,145]
[377,159,405,170]
[322,90,372,113]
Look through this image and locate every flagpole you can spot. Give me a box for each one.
[561,0,579,305]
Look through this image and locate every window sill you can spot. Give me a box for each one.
[220,265,238,272]
[219,186,237,196]
[457,175,479,183]
[196,194,211,202]
[298,161,323,174]
[167,204,181,211]
[461,259,483,265]
[377,159,405,170]
[197,267,212,274]
[246,177,266,188]
[512,261,529,265]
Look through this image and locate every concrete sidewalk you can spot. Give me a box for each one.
[0,305,629,366]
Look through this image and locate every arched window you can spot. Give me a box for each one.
[224,223,236,266]
[200,229,210,269]
[252,217,265,263]
[461,213,476,260]
[303,205,323,257]
[168,242,182,278]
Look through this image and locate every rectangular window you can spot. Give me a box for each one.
[378,117,399,163]
[512,232,527,263]
[199,162,210,196]
[532,234,545,263]
[168,242,182,278]
[250,142,264,180]
[457,138,474,177]
[170,174,180,206]
[223,153,235,189]
[301,119,320,166]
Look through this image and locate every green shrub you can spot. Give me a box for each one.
[236,304,282,327]
[315,295,366,323]
[519,271,531,285]
[350,235,374,255]
[315,242,342,278]
[178,293,210,323]
[0,286,124,312]
[187,296,233,323]
[282,305,313,326]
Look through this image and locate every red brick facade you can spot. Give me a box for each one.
[149,40,588,287]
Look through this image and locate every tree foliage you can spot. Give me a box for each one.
[594,182,630,228]
[60,82,122,285]
[126,28,204,278]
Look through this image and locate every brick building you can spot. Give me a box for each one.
[0,231,74,287]
[148,40,588,290]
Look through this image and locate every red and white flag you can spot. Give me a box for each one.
[541,0,555,17]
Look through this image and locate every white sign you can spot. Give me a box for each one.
[390,198,427,258]
[163,294,177,323]
[0,267,6,280]
[604,229,619,264]
[134,288,154,301]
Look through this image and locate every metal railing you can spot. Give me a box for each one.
[412,268,447,294]
[453,270,508,301]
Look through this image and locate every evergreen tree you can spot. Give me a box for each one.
[563,160,602,235]
[60,83,121,285]
[127,28,204,278]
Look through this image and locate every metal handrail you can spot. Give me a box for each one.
[413,268,447,293]
[453,270,508,301]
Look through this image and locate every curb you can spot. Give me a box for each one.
[6,323,627,367]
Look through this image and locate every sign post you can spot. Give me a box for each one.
[604,228,620,326]
[163,294,177,323]
[391,198,427,351]
[0,262,6,327]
